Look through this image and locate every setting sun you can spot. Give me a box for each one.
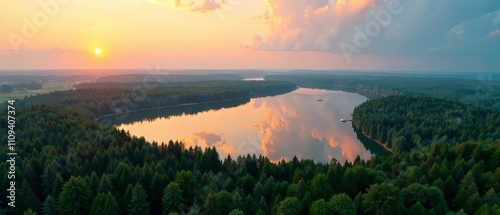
[94,49,102,55]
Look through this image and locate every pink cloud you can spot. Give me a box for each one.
[219,144,237,154]
[149,0,221,13]
[255,89,375,163]
[489,29,500,37]
[254,0,378,51]
[192,0,221,13]
[193,132,223,146]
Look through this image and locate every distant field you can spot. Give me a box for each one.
[0,92,36,103]
[0,81,73,103]
[42,81,73,91]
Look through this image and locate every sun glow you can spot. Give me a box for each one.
[94,49,102,55]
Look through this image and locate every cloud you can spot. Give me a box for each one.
[192,0,221,13]
[246,35,266,49]
[193,132,223,146]
[254,88,373,163]
[489,29,500,37]
[179,131,224,148]
[252,0,500,59]
[148,0,222,13]
[220,144,237,154]
[180,131,239,156]
[148,0,172,5]
[433,9,500,58]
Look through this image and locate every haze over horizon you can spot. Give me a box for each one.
[2,0,500,72]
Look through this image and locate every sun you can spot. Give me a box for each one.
[94,48,102,55]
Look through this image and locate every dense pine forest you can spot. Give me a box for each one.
[1,79,499,214]
[17,81,297,118]
[353,96,500,152]
[265,75,500,110]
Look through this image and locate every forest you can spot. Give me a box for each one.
[265,74,500,111]
[0,104,499,214]
[0,77,499,214]
[16,81,297,118]
[352,96,500,152]
[94,74,243,83]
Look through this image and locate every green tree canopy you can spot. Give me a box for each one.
[90,192,119,215]
[309,199,334,215]
[310,173,332,200]
[329,193,356,215]
[162,182,183,214]
[1,84,14,93]
[363,183,402,215]
[128,184,150,215]
[277,197,303,215]
[56,176,93,215]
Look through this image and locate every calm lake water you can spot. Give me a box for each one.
[105,88,390,163]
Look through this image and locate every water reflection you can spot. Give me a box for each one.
[114,88,390,163]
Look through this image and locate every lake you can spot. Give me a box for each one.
[103,88,391,163]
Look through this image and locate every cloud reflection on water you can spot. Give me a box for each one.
[118,88,377,163]
[253,88,371,163]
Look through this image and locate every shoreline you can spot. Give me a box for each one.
[351,120,395,154]
[95,95,250,121]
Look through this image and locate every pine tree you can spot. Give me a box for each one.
[408,202,425,215]
[175,170,198,205]
[203,191,221,215]
[51,173,64,198]
[128,184,150,215]
[151,172,169,214]
[464,192,481,215]
[310,199,334,215]
[362,183,402,215]
[56,176,93,215]
[271,195,283,215]
[19,180,41,212]
[89,172,100,194]
[243,194,255,215]
[230,191,244,211]
[310,173,332,200]
[277,197,303,215]
[90,193,106,215]
[256,196,269,213]
[217,190,233,215]
[97,173,114,193]
[41,166,56,195]
[42,195,57,215]
[90,192,119,215]
[120,184,135,213]
[23,208,36,215]
[162,182,182,214]
[102,192,120,215]
[186,204,201,215]
[452,172,478,210]
[329,193,356,215]
[228,209,245,215]
[256,209,266,215]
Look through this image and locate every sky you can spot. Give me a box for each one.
[1,0,499,71]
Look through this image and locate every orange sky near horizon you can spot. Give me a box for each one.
[1,0,273,69]
[2,0,498,71]
[0,0,415,71]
